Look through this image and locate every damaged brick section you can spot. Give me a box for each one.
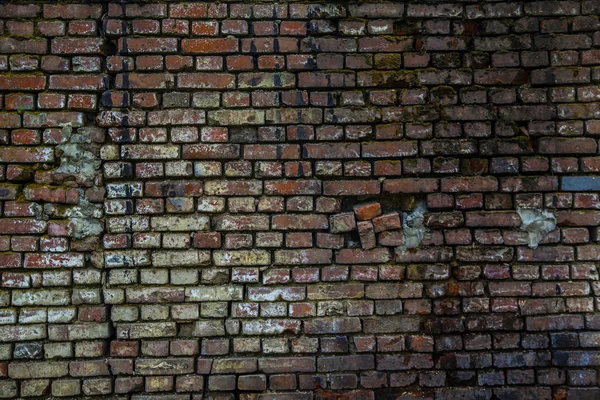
[1,1,600,399]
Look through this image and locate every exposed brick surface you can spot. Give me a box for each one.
[0,1,600,399]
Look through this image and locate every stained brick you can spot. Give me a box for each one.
[383,179,439,194]
[182,38,238,54]
[274,249,332,265]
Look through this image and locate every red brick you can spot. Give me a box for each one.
[272,214,328,231]
[169,3,207,18]
[336,248,392,264]
[183,144,240,159]
[117,38,177,54]
[373,212,402,232]
[0,76,46,91]
[244,145,300,160]
[178,73,235,89]
[353,202,382,221]
[384,178,439,194]
[324,181,381,196]
[182,38,238,54]
[193,233,221,249]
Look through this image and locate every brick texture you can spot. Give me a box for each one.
[1,1,600,399]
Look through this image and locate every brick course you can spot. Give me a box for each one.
[1,1,600,399]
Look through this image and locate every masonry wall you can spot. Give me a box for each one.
[1,1,600,399]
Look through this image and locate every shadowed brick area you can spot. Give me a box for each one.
[1,0,600,399]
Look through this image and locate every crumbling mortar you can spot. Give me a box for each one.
[399,200,430,250]
[43,123,104,239]
[517,207,557,249]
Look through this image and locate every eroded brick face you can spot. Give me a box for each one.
[1,1,600,399]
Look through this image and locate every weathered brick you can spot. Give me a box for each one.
[318,355,375,372]
[117,322,177,339]
[135,358,194,375]
[259,357,315,373]
[182,38,238,54]
[366,283,423,299]
[395,247,453,263]
[324,180,381,196]
[305,317,362,334]
[384,178,439,194]
[0,325,46,342]
[337,248,392,264]
[272,214,328,230]
[178,73,236,89]
[204,180,262,195]
[0,76,46,91]
[9,362,69,379]
[275,249,332,265]
[213,250,271,266]
[0,1,598,396]
[264,180,321,195]
[243,319,301,335]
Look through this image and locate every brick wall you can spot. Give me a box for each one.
[1,1,600,399]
